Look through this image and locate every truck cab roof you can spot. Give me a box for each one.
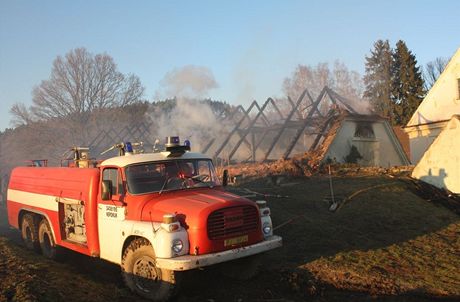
[100,152,212,168]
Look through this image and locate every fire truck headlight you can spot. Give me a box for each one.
[263,223,272,236]
[172,239,184,253]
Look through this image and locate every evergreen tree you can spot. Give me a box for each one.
[363,40,394,122]
[391,40,425,125]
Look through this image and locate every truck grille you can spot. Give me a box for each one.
[207,205,259,240]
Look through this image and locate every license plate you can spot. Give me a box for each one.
[224,235,248,247]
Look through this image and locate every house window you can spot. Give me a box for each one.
[457,78,460,99]
[354,122,375,139]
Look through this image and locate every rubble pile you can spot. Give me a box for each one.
[221,152,323,182]
[222,153,413,182]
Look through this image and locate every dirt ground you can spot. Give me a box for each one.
[0,172,459,302]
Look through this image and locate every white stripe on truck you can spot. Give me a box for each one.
[7,189,62,212]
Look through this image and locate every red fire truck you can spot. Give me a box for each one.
[6,137,282,301]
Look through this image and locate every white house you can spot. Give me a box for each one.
[412,115,460,193]
[316,113,409,167]
[404,47,460,163]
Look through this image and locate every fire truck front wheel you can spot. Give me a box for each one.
[21,213,40,252]
[38,219,57,259]
[122,238,179,302]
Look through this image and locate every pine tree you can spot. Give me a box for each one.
[391,40,425,125]
[363,40,394,122]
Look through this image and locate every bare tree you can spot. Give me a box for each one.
[333,61,363,100]
[11,48,145,126]
[423,57,448,90]
[282,61,367,114]
[9,103,34,127]
[282,63,331,103]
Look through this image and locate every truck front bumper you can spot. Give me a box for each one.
[155,235,282,271]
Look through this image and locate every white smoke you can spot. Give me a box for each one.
[148,98,226,153]
[149,65,228,154]
[156,65,218,99]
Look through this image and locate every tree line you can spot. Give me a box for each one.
[7,43,449,130]
[283,40,448,126]
[0,43,450,175]
[363,39,445,125]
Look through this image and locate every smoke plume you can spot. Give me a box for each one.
[156,65,218,99]
[147,98,227,153]
[148,65,230,153]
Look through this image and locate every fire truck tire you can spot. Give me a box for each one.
[122,238,179,302]
[220,254,261,280]
[38,219,57,259]
[21,213,40,252]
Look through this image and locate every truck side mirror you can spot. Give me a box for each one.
[222,169,229,187]
[101,180,113,200]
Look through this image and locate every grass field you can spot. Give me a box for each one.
[0,173,459,301]
[246,174,460,300]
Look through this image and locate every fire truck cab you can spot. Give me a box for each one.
[6,137,282,301]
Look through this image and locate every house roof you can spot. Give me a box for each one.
[406,47,460,127]
[343,113,387,122]
[310,113,346,163]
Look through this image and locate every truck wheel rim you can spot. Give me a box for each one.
[25,227,32,241]
[133,256,160,292]
[43,232,52,252]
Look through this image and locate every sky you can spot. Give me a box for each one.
[0,0,459,131]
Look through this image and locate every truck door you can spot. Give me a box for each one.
[97,167,126,263]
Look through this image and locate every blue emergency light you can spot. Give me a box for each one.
[184,139,191,149]
[125,142,133,153]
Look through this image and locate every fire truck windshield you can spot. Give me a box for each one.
[125,159,221,195]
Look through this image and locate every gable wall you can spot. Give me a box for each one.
[324,119,407,167]
[412,117,460,193]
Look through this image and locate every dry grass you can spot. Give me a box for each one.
[0,236,139,302]
[305,221,460,296]
[0,172,459,301]
[245,174,460,300]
